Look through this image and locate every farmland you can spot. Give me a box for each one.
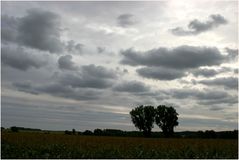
[1,132,238,159]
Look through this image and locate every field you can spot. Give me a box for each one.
[1,132,238,159]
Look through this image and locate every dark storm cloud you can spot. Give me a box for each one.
[169,88,237,105]
[113,81,150,92]
[58,55,78,70]
[17,9,64,53]
[199,77,238,90]
[1,46,46,71]
[136,67,186,80]
[121,46,227,69]
[59,64,117,89]
[117,14,138,27]
[171,14,228,36]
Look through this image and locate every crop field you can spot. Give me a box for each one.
[1,132,238,159]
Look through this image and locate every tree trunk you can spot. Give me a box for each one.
[143,130,151,137]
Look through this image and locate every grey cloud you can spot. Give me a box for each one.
[1,15,19,43]
[18,9,64,53]
[96,46,115,56]
[191,67,233,77]
[225,48,238,60]
[123,69,128,73]
[59,73,113,89]
[113,80,150,93]
[171,14,228,36]
[137,67,186,80]
[1,46,47,71]
[117,14,138,27]
[1,9,71,54]
[58,55,78,70]
[115,67,128,75]
[209,106,224,111]
[191,68,219,77]
[198,95,238,106]
[121,46,227,69]
[234,69,238,74]
[97,47,105,53]
[66,40,83,54]
[37,83,101,100]
[199,77,238,90]
[13,81,39,95]
[12,63,118,100]
[170,27,190,36]
[13,82,101,101]
[169,88,237,105]
[210,14,228,24]
[59,64,117,89]
[81,64,117,79]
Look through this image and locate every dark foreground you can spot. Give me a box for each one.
[1,132,238,159]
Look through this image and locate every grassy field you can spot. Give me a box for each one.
[1,132,238,159]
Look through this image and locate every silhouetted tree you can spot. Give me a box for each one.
[83,130,93,135]
[94,128,103,135]
[155,105,178,137]
[103,129,125,136]
[130,105,155,137]
[205,130,217,138]
[197,131,204,138]
[72,128,76,135]
[10,126,19,132]
[65,130,71,135]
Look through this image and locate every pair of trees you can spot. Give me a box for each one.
[130,105,179,137]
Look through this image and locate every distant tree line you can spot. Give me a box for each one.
[65,128,238,139]
[3,126,237,139]
[64,129,126,136]
[9,126,42,132]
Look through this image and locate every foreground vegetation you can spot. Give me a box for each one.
[2,132,238,159]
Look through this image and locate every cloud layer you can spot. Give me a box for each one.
[137,67,187,80]
[199,77,238,90]
[169,88,237,106]
[113,81,150,92]
[171,14,228,36]
[1,45,47,71]
[121,46,228,69]
[58,55,78,70]
[117,14,138,27]
[1,9,84,55]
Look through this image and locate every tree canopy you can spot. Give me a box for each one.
[130,105,179,137]
[130,105,155,137]
[155,105,179,137]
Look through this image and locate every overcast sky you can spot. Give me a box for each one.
[1,1,238,131]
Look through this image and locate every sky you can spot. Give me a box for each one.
[1,1,238,131]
